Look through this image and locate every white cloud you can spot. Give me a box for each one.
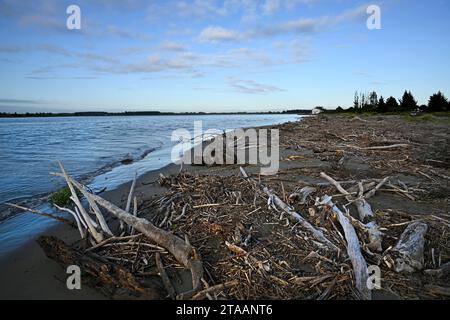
[199,26,242,42]
[160,41,186,51]
[198,4,369,42]
[227,77,283,94]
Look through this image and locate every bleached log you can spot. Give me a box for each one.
[57,162,104,243]
[240,167,339,253]
[320,196,371,300]
[74,182,114,237]
[54,204,87,239]
[320,172,382,251]
[83,190,204,294]
[122,172,138,231]
[391,222,428,273]
[52,169,113,237]
[289,186,317,205]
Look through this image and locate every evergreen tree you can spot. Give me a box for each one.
[353,91,360,110]
[385,96,399,112]
[377,96,388,113]
[428,91,448,112]
[399,91,418,111]
[369,91,378,108]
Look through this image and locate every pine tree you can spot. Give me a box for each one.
[369,91,378,108]
[353,91,360,110]
[399,91,418,111]
[428,91,448,112]
[377,96,387,113]
[386,96,399,112]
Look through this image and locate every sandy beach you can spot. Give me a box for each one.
[1,114,449,300]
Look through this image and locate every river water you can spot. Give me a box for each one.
[0,114,299,257]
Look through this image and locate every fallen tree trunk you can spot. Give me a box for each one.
[85,192,204,296]
[320,173,382,252]
[38,236,164,300]
[391,222,428,273]
[320,196,371,300]
[53,171,204,298]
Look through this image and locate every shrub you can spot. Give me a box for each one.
[49,186,81,207]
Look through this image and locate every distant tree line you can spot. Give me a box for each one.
[0,109,312,118]
[334,90,449,114]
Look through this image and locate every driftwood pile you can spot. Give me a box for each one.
[10,160,450,300]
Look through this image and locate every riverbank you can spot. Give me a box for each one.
[1,114,449,300]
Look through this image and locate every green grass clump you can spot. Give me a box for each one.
[49,186,81,207]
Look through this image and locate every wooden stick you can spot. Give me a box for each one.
[54,204,86,239]
[155,252,176,299]
[83,189,204,294]
[365,177,390,199]
[320,172,382,251]
[57,162,104,243]
[241,167,339,253]
[343,144,410,151]
[6,203,75,227]
[191,280,239,300]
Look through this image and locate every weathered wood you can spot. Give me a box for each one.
[424,285,450,297]
[240,167,339,253]
[391,222,428,273]
[320,172,382,252]
[6,203,75,227]
[191,280,239,300]
[320,196,371,300]
[155,252,176,299]
[57,162,104,243]
[85,191,204,294]
[424,261,450,278]
[38,236,164,299]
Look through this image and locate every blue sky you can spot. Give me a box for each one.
[0,0,449,112]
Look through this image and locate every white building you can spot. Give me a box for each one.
[312,107,325,115]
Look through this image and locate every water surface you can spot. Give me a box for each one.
[0,114,299,257]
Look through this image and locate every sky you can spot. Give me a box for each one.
[0,0,449,113]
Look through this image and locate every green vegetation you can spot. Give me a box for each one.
[329,90,449,115]
[48,186,81,207]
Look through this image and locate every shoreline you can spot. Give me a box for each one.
[0,117,298,299]
[0,114,448,299]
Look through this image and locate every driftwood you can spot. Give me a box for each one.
[6,203,75,227]
[391,222,428,273]
[343,144,410,151]
[424,262,450,278]
[424,285,450,297]
[320,196,371,300]
[58,163,104,243]
[51,167,204,299]
[38,236,164,299]
[155,252,176,299]
[320,173,383,252]
[191,280,239,300]
[79,189,204,296]
[240,167,339,253]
